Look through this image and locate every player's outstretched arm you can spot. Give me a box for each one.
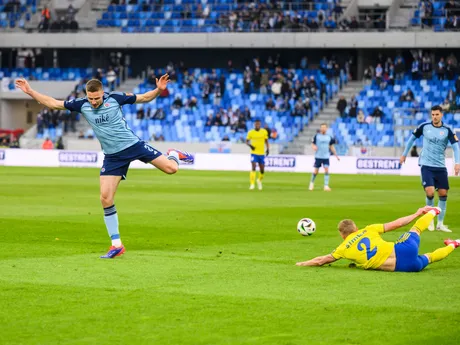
[135,73,169,103]
[383,207,429,232]
[400,134,417,164]
[296,254,337,267]
[15,78,65,110]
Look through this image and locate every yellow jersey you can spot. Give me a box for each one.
[247,129,268,155]
[331,224,395,270]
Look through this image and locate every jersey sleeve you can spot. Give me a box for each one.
[63,97,86,113]
[331,241,346,259]
[263,129,269,140]
[447,127,459,145]
[110,91,137,105]
[365,224,385,234]
[329,136,336,145]
[312,134,317,144]
[246,130,252,140]
[412,123,425,138]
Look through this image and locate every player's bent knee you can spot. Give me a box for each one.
[165,162,178,175]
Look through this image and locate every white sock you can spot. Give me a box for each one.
[168,151,179,165]
[112,239,122,247]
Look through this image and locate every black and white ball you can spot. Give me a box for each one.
[297,218,316,236]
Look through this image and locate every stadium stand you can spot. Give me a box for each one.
[34,65,346,147]
[412,0,460,31]
[0,0,36,29]
[96,0,346,32]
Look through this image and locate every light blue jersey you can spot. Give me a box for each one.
[64,92,139,154]
[405,121,459,168]
[313,133,335,159]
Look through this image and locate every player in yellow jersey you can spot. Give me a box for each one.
[296,206,460,272]
[246,119,269,190]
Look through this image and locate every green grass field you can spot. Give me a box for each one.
[0,166,460,345]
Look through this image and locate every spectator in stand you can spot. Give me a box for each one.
[243,66,252,94]
[9,136,19,148]
[411,59,420,80]
[266,97,276,110]
[410,145,419,157]
[187,96,198,109]
[371,106,384,122]
[445,0,459,18]
[42,137,54,150]
[349,95,358,117]
[172,95,183,109]
[441,98,452,111]
[437,57,446,80]
[293,98,307,116]
[56,136,64,150]
[422,53,432,79]
[324,16,337,32]
[400,88,415,102]
[67,4,76,21]
[336,95,347,117]
[446,59,457,80]
[357,110,366,124]
[106,66,117,91]
[445,15,459,30]
[349,16,359,30]
[375,64,383,86]
[395,57,405,80]
[0,138,8,148]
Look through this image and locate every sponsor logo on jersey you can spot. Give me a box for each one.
[95,114,110,124]
[59,152,98,163]
[104,103,110,108]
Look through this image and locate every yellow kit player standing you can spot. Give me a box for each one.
[246,119,269,190]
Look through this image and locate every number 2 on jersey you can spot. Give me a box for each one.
[357,238,377,260]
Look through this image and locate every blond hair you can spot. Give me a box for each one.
[338,219,357,237]
[86,79,103,93]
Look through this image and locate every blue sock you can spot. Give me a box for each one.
[310,174,317,183]
[426,195,434,207]
[104,205,120,245]
[438,196,447,223]
[324,173,330,187]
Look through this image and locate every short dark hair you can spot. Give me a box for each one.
[86,79,103,93]
[431,105,443,113]
[255,119,261,122]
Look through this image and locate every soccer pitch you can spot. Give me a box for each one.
[0,167,459,345]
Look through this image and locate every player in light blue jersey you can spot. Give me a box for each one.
[16,76,194,258]
[309,123,340,191]
[401,105,460,232]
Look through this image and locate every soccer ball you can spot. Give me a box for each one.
[297,218,316,236]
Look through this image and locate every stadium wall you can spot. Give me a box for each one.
[1,32,460,49]
[0,149,455,177]
[0,100,41,130]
